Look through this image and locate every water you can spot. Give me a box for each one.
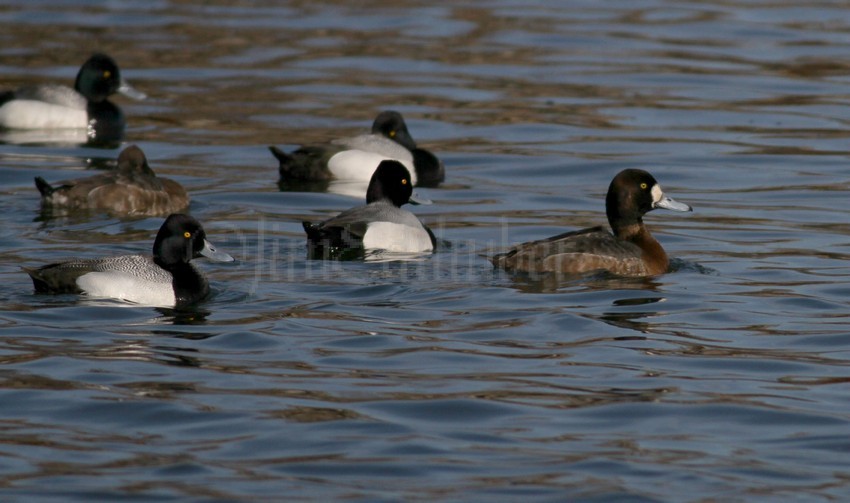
[1,0,850,500]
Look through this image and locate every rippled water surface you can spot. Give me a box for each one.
[2,1,850,501]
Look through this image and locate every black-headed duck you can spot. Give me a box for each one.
[303,160,436,259]
[270,110,444,187]
[24,214,233,307]
[0,53,145,142]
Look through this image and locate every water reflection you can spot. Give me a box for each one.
[594,300,666,334]
[266,406,363,423]
[88,339,202,368]
[277,178,332,195]
[502,269,664,294]
[0,129,91,147]
[0,130,126,149]
[154,307,211,327]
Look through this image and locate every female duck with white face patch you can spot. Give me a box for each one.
[302,160,436,260]
[491,169,692,277]
[24,214,233,307]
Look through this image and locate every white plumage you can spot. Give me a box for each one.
[0,99,88,129]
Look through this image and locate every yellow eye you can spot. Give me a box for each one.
[103,70,111,79]
[401,178,408,185]
[640,182,648,189]
[389,130,396,137]
[183,231,191,239]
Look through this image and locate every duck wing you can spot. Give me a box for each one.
[36,167,183,216]
[271,145,341,181]
[13,84,87,109]
[25,255,171,293]
[304,203,377,245]
[332,134,414,162]
[35,170,119,206]
[491,226,648,276]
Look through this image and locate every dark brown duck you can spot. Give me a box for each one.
[491,168,692,277]
[35,144,189,217]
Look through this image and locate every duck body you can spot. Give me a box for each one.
[0,85,89,129]
[25,214,233,307]
[326,133,418,182]
[27,255,189,306]
[0,53,145,142]
[492,226,664,277]
[303,160,435,259]
[271,110,444,187]
[272,139,414,183]
[35,145,189,217]
[304,200,435,254]
[491,169,691,277]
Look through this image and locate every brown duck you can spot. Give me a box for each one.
[491,169,692,277]
[35,145,189,217]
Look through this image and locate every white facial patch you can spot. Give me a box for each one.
[650,184,663,206]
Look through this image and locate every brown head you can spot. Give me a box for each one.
[605,169,691,237]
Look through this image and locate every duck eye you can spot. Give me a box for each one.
[640,182,648,190]
[103,70,111,79]
[183,231,191,239]
[389,130,396,137]
[401,178,408,185]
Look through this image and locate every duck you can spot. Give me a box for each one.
[35,145,189,217]
[302,160,436,258]
[0,53,146,143]
[270,110,444,187]
[491,169,692,277]
[24,214,233,307]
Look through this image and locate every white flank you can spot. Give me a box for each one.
[0,128,89,145]
[0,100,87,129]
[362,222,433,253]
[328,150,418,184]
[77,271,176,307]
[326,180,370,199]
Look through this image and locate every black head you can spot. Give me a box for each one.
[74,53,122,102]
[411,148,445,186]
[605,169,692,232]
[366,160,414,207]
[371,110,417,151]
[117,144,156,178]
[152,214,208,268]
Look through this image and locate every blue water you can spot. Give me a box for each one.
[2,1,850,500]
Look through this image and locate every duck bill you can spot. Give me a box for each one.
[409,191,433,205]
[199,239,234,262]
[392,129,417,151]
[655,196,692,212]
[118,79,147,100]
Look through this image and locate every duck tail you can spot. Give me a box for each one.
[22,266,49,292]
[269,145,291,163]
[487,249,516,268]
[269,146,295,176]
[0,90,14,106]
[34,176,54,197]
[302,221,322,241]
[22,264,84,294]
